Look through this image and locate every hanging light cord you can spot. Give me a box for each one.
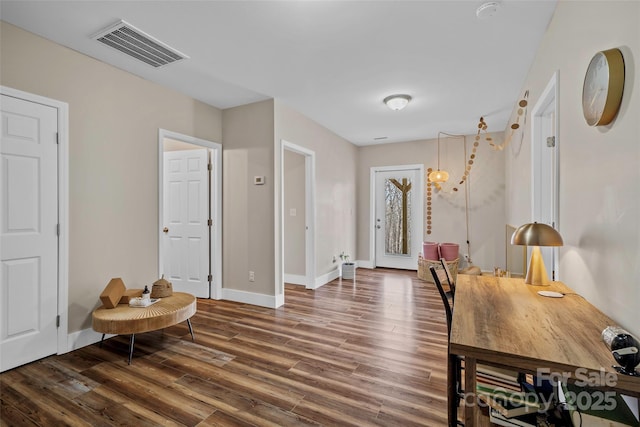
[436,132,442,170]
[463,135,472,263]
[435,132,473,263]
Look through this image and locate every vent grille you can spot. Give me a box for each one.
[93,20,188,67]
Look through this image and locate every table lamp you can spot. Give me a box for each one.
[511,222,563,285]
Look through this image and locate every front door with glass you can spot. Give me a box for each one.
[374,168,422,269]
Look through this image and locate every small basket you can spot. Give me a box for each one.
[151,275,173,298]
[417,257,459,284]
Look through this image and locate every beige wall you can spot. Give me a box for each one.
[0,22,222,333]
[284,150,306,277]
[357,135,506,271]
[222,100,275,296]
[274,101,358,279]
[505,1,639,336]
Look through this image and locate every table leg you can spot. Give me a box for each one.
[99,334,105,348]
[464,356,478,426]
[128,334,135,365]
[186,318,195,342]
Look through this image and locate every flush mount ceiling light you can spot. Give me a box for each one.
[476,1,501,20]
[383,94,412,111]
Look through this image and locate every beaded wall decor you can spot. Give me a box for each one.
[432,91,529,194]
[426,168,433,234]
[426,91,529,236]
[490,90,529,152]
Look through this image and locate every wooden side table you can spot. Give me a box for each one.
[92,292,197,364]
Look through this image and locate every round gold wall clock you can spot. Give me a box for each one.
[582,48,625,126]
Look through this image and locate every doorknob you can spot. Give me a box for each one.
[163,227,169,233]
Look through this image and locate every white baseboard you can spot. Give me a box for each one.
[356,259,374,269]
[286,269,341,290]
[66,328,114,352]
[284,273,307,286]
[222,288,281,308]
[315,267,340,289]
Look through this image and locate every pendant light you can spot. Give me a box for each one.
[428,132,449,183]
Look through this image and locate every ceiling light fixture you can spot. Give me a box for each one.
[383,94,412,111]
[476,1,501,20]
[428,132,450,183]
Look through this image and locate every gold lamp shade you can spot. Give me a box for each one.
[511,222,563,286]
[428,169,449,183]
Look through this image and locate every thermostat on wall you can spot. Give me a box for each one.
[254,176,265,185]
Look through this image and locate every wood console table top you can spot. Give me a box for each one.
[450,274,640,426]
[92,292,196,335]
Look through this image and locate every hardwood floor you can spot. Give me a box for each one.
[0,268,450,426]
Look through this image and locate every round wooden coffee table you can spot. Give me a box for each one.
[92,292,197,364]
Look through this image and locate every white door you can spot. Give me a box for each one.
[532,74,559,280]
[162,149,210,298]
[375,168,423,269]
[1,94,59,371]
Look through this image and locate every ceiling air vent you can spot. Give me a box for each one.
[92,20,189,68]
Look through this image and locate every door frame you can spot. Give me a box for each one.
[369,164,424,269]
[531,71,560,279]
[158,129,222,299]
[276,139,316,300]
[1,86,69,354]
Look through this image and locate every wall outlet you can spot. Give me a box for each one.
[249,271,255,282]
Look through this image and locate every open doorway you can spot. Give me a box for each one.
[283,150,307,286]
[158,129,222,299]
[276,139,316,301]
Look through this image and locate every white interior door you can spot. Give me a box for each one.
[532,73,559,280]
[1,94,58,371]
[162,149,209,297]
[374,168,423,270]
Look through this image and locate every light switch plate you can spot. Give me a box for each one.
[254,176,265,185]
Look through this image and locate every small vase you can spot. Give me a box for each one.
[342,263,355,280]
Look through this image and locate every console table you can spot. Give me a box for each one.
[450,275,640,426]
[92,292,197,364]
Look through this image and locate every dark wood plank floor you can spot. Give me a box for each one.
[1,268,450,426]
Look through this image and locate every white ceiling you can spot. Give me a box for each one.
[0,1,557,145]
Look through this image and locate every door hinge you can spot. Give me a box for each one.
[208,162,212,171]
[546,136,556,147]
[207,219,212,227]
[208,274,212,282]
[56,315,60,327]
[57,224,60,236]
[56,132,59,144]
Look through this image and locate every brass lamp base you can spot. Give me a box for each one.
[525,246,550,286]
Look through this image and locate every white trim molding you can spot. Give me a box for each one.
[275,139,317,304]
[284,274,307,286]
[222,288,282,309]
